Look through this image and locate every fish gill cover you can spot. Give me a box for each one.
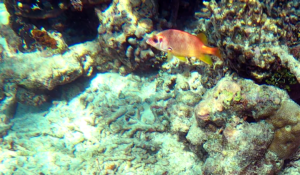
[1,0,300,174]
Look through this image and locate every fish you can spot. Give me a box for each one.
[146,29,222,66]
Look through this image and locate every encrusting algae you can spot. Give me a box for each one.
[146,29,222,66]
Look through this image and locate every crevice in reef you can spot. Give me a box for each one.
[157,0,203,29]
[21,7,100,46]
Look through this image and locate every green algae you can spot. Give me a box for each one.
[265,68,297,91]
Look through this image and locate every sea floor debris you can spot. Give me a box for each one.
[0,73,203,174]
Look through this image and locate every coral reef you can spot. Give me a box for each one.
[1,57,300,174]
[0,0,212,106]
[4,0,161,73]
[189,75,300,174]
[194,0,300,86]
[0,73,203,174]
[95,0,208,73]
[2,0,300,174]
[95,0,159,73]
[0,39,98,105]
[1,0,202,106]
[155,58,226,133]
[79,73,169,138]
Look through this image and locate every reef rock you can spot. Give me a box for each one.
[189,75,300,174]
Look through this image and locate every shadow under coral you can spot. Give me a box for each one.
[32,8,100,46]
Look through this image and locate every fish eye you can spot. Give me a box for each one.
[153,37,163,43]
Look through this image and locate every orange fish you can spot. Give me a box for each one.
[146,29,222,66]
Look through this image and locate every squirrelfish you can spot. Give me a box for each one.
[146,29,222,65]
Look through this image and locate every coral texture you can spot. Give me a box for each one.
[190,75,300,174]
[95,0,159,73]
[0,73,203,174]
[195,0,300,85]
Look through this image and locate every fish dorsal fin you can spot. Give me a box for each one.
[196,33,208,45]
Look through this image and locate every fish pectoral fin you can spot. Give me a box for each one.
[197,54,213,66]
[174,55,188,62]
[167,51,188,62]
[196,33,208,45]
[167,51,173,62]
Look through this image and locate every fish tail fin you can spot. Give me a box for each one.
[202,45,222,60]
[214,48,222,60]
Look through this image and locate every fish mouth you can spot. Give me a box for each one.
[145,38,150,44]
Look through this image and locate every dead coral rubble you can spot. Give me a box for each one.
[0,73,203,174]
[79,74,169,138]
[189,75,300,174]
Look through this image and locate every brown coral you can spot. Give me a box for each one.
[31,29,57,49]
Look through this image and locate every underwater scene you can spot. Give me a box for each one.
[1,0,300,174]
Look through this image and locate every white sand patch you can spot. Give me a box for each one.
[90,72,156,101]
